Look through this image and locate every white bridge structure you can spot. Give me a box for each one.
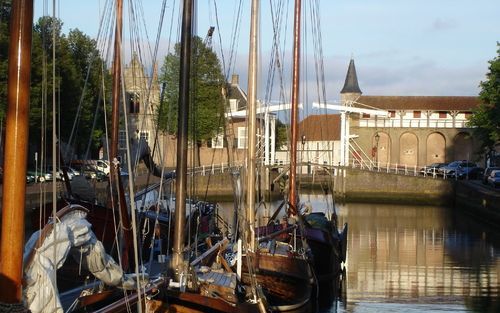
[313,100,388,166]
[228,102,302,166]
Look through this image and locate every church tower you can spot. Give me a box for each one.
[340,59,362,105]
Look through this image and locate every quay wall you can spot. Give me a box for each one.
[11,169,497,212]
[330,168,454,205]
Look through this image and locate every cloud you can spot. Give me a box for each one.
[430,18,458,31]
[355,58,484,97]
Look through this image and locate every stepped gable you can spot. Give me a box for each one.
[340,59,362,94]
[356,95,480,111]
[298,114,341,141]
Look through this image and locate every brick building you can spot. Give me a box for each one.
[298,59,482,168]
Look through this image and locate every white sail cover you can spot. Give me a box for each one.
[23,206,135,313]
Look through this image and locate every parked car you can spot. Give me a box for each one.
[61,166,80,177]
[47,165,68,181]
[80,165,107,182]
[420,163,447,176]
[26,169,53,183]
[70,159,110,176]
[26,173,36,184]
[439,161,480,179]
[461,166,484,179]
[487,170,500,188]
[482,167,500,184]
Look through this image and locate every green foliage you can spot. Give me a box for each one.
[0,0,11,122]
[468,43,500,153]
[28,17,109,157]
[275,119,289,150]
[158,36,225,142]
[0,2,109,159]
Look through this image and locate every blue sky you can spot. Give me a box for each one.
[35,0,499,105]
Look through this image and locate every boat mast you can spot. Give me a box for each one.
[0,0,34,304]
[171,0,193,272]
[245,0,259,251]
[288,0,302,216]
[109,0,133,270]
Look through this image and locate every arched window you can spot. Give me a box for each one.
[128,92,140,114]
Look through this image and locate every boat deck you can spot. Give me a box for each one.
[197,268,238,303]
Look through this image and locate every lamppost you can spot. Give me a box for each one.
[301,135,306,174]
[374,132,380,165]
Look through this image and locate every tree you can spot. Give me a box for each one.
[275,119,288,150]
[158,36,225,143]
[468,43,500,158]
[0,2,109,163]
[27,17,109,160]
[0,0,12,123]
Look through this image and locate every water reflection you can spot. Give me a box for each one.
[333,200,499,313]
[218,195,499,312]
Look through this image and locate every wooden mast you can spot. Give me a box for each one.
[109,0,132,270]
[245,0,259,251]
[171,0,193,272]
[0,0,34,304]
[288,0,302,216]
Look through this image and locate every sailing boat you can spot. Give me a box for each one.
[235,0,316,312]
[247,0,347,309]
[283,0,347,305]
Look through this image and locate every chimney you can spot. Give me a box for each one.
[231,74,239,85]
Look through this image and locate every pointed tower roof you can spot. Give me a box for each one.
[340,59,362,94]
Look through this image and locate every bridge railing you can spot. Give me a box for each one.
[269,159,460,180]
[185,160,460,180]
[188,162,244,176]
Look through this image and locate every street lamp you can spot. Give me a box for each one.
[301,135,306,173]
[374,132,380,165]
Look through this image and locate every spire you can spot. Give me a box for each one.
[340,59,362,94]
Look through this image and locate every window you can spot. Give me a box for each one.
[439,111,447,118]
[362,113,370,118]
[229,99,238,112]
[389,111,396,118]
[464,112,472,119]
[129,92,140,114]
[118,130,126,149]
[413,111,421,118]
[211,132,224,149]
[237,127,247,149]
[139,131,149,143]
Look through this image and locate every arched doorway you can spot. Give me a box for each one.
[399,132,418,166]
[426,132,446,165]
[372,132,391,165]
[454,132,473,161]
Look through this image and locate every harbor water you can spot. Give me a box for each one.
[219,193,499,312]
[318,196,499,313]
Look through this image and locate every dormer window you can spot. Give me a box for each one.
[229,99,238,112]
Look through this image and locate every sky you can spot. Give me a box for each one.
[34,0,499,110]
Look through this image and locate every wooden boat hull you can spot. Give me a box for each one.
[303,213,347,305]
[241,252,314,312]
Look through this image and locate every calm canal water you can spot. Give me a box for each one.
[219,194,499,312]
[318,196,500,313]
